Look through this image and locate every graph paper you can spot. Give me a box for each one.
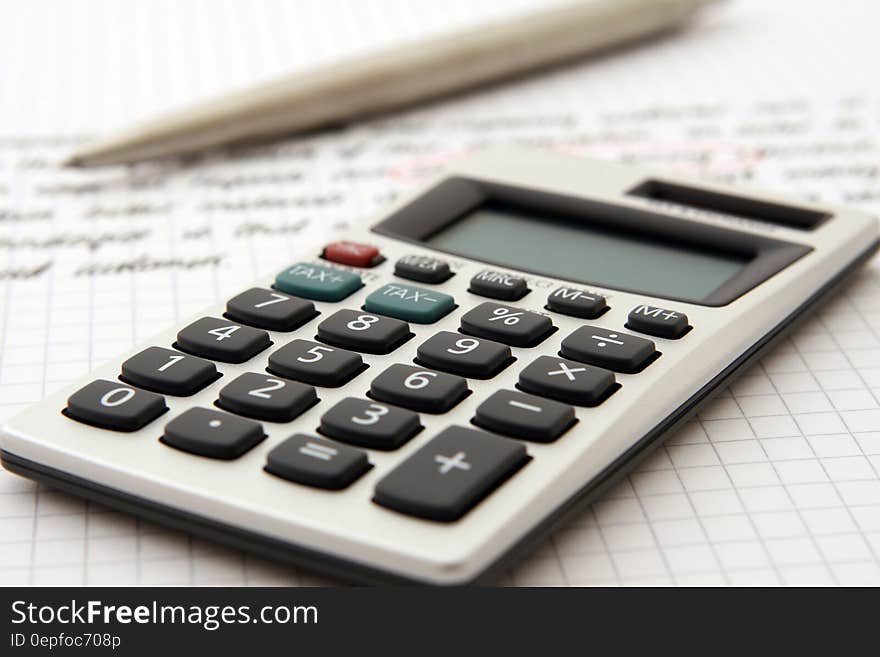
[1,0,879,585]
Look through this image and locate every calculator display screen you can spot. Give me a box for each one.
[427,204,750,302]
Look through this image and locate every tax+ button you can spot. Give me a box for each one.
[274,262,363,302]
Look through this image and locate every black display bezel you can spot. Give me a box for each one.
[371,177,813,306]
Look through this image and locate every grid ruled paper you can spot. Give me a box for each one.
[1,0,880,586]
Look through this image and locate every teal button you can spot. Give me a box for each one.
[274,262,362,302]
[365,283,455,324]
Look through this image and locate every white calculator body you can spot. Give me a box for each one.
[2,147,877,585]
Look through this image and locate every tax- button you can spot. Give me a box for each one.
[364,283,454,324]
[322,241,382,268]
[626,304,690,339]
[274,262,363,302]
[560,326,657,373]
[469,270,529,300]
[373,425,529,521]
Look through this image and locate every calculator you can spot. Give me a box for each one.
[2,147,877,585]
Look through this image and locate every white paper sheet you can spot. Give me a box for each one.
[1,0,879,585]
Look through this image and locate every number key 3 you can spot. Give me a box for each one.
[319,397,421,450]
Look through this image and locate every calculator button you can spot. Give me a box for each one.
[546,287,607,319]
[626,304,691,339]
[518,355,617,406]
[216,373,318,422]
[364,283,455,324]
[394,255,452,284]
[225,287,317,332]
[160,407,265,459]
[370,364,468,413]
[459,302,553,347]
[120,346,218,396]
[415,331,512,379]
[373,425,528,522]
[468,269,529,301]
[65,380,166,432]
[267,339,365,387]
[317,309,411,354]
[473,389,576,443]
[176,317,271,363]
[322,241,382,268]
[265,434,371,490]
[319,397,421,450]
[560,326,657,373]
[274,262,363,302]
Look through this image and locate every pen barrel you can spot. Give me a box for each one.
[71,0,707,165]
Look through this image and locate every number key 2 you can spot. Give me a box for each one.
[319,397,421,450]
[176,317,271,363]
[216,372,318,422]
[317,309,411,354]
[416,331,512,379]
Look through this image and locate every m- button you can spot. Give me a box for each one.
[626,304,691,339]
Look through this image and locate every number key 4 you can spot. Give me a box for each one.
[176,317,271,363]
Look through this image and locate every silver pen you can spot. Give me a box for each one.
[66,0,716,167]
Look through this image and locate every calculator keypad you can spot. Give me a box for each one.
[267,339,365,387]
[265,434,371,490]
[317,309,411,354]
[546,287,607,319]
[394,255,452,284]
[160,407,265,459]
[176,317,271,364]
[364,283,454,324]
[518,355,617,406]
[65,380,167,432]
[460,302,553,347]
[560,326,657,373]
[373,425,529,521]
[370,364,469,413]
[319,397,421,450]
[216,373,318,422]
[626,304,691,339]
[225,287,317,332]
[473,389,576,443]
[415,331,512,379]
[274,262,363,302]
[121,346,218,396]
[468,269,529,301]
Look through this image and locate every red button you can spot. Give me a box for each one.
[323,241,381,268]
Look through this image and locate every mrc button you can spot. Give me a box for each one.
[468,269,529,301]
[626,304,690,339]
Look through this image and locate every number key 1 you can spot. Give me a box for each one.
[121,346,218,396]
[415,331,512,379]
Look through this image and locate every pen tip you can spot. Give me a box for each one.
[62,155,84,168]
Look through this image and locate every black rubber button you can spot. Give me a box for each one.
[560,326,657,373]
[373,425,529,522]
[370,364,468,414]
[459,302,553,347]
[121,346,218,396]
[265,434,371,490]
[394,255,452,284]
[473,389,575,443]
[160,407,265,459]
[65,379,166,432]
[546,287,607,319]
[415,331,512,379]
[319,397,421,450]
[468,270,529,301]
[216,372,318,422]
[267,339,365,387]
[176,317,270,363]
[625,304,690,339]
[317,309,411,354]
[518,355,617,406]
[225,287,317,331]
